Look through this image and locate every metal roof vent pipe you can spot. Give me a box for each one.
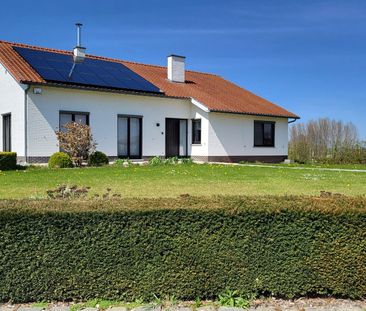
[73,23,86,63]
[167,54,185,83]
[69,23,86,78]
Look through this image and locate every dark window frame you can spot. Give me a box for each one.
[117,114,143,159]
[192,119,202,145]
[254,120,275,147]
[59,111,90,129]
[2,113,11,152]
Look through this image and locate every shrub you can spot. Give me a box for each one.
[165,156,179,165]
[88,151,109,167]
[181,158,193,164]
[149,156,164,165]
[55,122,96,167]
[48,152,73,169]
[149,156,190,166]
[114,159,133,167]
[0,152,16,170]
[0,196,365,302]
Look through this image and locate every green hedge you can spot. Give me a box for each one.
[0,196,365,302]
[0,152,16,170]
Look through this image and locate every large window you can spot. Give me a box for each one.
[192,119,201,144]
[2,114,11,152]
[254,121,275,147]
[59,111,89,131]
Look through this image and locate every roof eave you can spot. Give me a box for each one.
[21,81,192,100]
[210,109,300,120]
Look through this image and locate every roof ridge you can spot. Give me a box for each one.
[0,39,219,77]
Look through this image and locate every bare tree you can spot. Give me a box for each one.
[289,118,363,164]
[56,122,97,167]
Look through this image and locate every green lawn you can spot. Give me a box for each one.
[0,163,365,199]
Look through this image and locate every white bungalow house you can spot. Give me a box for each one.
[0,38,299,164]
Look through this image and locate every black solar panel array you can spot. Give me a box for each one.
[14,46,162,94]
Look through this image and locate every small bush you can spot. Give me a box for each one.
[88,151,109,167]
[218,289,251,308]
[149,156,191,166]
[114,159,132,167]
[149,156,164,166]
[48,152,73,169]
[0,152,17,170]
[165,156,179,165]
[181,158,193,164]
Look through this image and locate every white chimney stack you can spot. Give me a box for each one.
[167,54,185,83]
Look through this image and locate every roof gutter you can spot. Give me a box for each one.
[20,81,184,99]
[210,109,300,120]
[288,118,298,124]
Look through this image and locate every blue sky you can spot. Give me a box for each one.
[1,0,366,139]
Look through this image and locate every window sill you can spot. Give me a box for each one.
[192,143,202,146]
[253,145,275,148]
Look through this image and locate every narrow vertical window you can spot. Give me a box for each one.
[192,119,201,144]
[254,121,275,147]
[2,114,11,152]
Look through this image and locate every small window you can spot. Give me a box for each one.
[192,119,201,144]
[59,111,89,132]
[254,121,275,147]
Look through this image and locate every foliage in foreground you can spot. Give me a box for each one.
[0,196,365,302]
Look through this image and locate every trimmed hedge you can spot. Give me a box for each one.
[0,152,16,170]
[0,196,365,302]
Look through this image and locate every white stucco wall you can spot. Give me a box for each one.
[23,85,289,161]
[208,112,288,156]
[0,63,26,156]
[27,86,201,157]
[190,104,209,157]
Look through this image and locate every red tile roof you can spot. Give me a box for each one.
[0,40,299,119]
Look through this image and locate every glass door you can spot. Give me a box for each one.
[117,116,142,159]
[165,118,187,157]
[2,114,11,152]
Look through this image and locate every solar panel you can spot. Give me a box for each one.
[14,47,162,94]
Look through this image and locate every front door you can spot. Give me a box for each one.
[117,116,142,159]
[165,118,187,157]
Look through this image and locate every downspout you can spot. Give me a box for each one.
[24,84,30,163]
